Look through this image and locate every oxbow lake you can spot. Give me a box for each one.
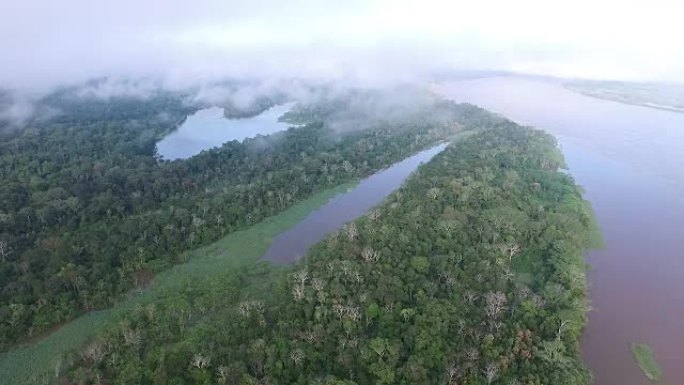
[438,76,684,385]
[156,102,295,160]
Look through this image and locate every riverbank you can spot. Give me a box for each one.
[438,76,684,385]
[0,182,356,385]
[565,83,684,114]
[262,142,448,263]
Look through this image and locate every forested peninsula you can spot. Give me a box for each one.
[0,86,598,385]
[63,125,597,385]
[0,88,492,351]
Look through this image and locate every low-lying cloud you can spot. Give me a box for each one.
[72,78,163,100]
[0,97,33,125]
[2,0,683,95]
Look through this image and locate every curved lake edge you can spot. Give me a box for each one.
[155,102,296,161]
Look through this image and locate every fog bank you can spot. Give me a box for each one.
[2,0,683,92]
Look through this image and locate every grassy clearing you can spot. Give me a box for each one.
[0,182,357,385]
[632,343,663,383]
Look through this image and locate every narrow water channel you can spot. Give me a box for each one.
[262,143,448,263]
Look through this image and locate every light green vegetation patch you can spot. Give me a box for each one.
[0,182,356,385]
[632,343,663,383]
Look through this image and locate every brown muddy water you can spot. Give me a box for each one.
[261,143,448,263]
[438,76,684,385]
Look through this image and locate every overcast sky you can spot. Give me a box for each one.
[1,0,682,90]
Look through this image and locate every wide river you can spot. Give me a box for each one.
[438,77,684,385]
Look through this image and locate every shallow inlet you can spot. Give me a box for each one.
[156,102,294,160]
[438,76,684,385]
[262,143,448,264]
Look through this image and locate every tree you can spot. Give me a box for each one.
[0,239,9,262]
[191,354,211,369]
[290,349,305,366]
[361,246,379,263]
[557,320,573,340]
[345,223,358,241]
[483,363,498,385]
[485,292,507,319]
[497,242,521,262]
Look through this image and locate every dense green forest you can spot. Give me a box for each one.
[60,124,598,385]
[223,95,284,119]
[0,87,494,351]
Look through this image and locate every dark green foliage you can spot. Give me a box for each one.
[223,95,283,119]
[61,124,596,385]
[0,90,478,351]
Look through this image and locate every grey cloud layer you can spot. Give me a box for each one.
[1,0,683,91]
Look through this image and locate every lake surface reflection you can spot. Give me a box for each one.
[156,103,294,160]
[438,77,684,385]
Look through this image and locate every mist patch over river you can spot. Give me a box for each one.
[438,76,684,385]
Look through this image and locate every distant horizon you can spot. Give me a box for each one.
[3,71,684,131]
[4,70,684,96]
[2,1,684,91]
